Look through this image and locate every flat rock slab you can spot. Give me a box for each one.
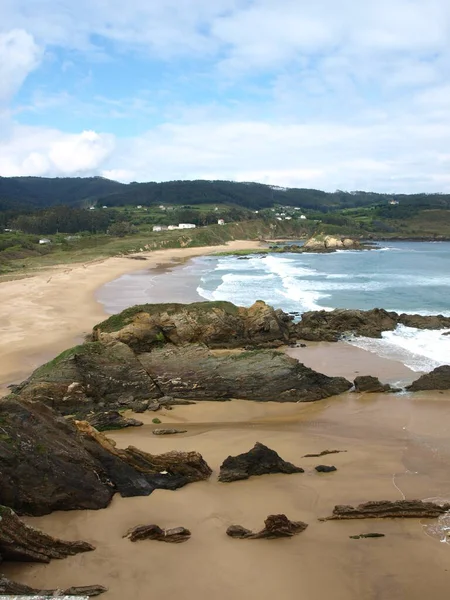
[152,429,187,435]
[321,499,450,520]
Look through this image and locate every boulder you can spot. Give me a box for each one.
[353,375,391,393]
[302,235,360,253]
[138,344,352,402]
[124,524,191,543]
[219,442,304,482]
[226,514,308,539]
[321,499,450,520]
[407,365,450,391]
[0,396,211,516]
[315,465,337,473]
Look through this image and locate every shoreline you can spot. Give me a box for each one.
[0,240,262,394]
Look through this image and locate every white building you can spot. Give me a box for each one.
[39,238,51,244]
[178,223,196,229]
[300,215,307,220]
[285,216,292,220]
[168,225,178,230]
[137,205,142,209]
[89,206,95,210]
[217,219,225,225]
[102,205,108,209]
[152,226,163,232]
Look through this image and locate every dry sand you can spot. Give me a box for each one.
[3,394,450,600]
[2,242,450,599]
[0,240,260,393]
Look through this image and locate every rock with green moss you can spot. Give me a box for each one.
[14,339,161,414]
[93,300,296,351]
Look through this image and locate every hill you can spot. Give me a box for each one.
[2,176,450,213]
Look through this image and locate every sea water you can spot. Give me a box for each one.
[196,241,450,372]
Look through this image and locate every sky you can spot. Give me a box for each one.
[1,0,450,192]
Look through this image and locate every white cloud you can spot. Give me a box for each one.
[0,29,42,102]
[0,126,115,176]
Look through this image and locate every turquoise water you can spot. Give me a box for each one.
[196,241,450,371]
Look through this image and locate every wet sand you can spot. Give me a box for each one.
[3,393,450,600]
[0,240,260,394]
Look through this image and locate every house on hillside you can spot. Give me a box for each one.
[217,219,225,225]
[300,215,307,220]
[178,223,196,229]
[168,225,178,230]
[89,206,95,210]
[39,238,51,245]
[137,205,142,209]
[389,200,399,205]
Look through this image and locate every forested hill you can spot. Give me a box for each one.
[1,176,450,213]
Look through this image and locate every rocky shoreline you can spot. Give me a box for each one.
[1,299,450,595]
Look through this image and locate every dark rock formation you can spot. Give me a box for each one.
[15,339,161,415]
[219,442,304,482]
[295,308,450,341]
[0,397,211,516]
[139,344,352,403]
[353,375,391,393]
[87,410,143,431]
[407,365,450,391]
[349,533,385,539]
[226,514,308,539]
[0,577,107,596]
[0,505,94,562]
[315,465,337,473]
[124,524,191,543]
[321,500,450,520]
[303,449,346,458]
[152,428,187,435]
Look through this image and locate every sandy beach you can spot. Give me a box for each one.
[1,241,450,600]
[0,240,260,393]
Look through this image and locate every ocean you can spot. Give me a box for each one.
[196,241,450,373]
[98,241,450,373]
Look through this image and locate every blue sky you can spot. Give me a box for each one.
[1,0,450,192]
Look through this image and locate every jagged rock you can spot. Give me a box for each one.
[0,505,94,562]
[124,524,191,543]
[0,396,211,516]
[139,344,352,402]
[0,577,106,596]
[407,365,450,391]
[443,331,450,336]
[93,300,296,350]
[302,235,361,253]
[219,442,304,482]
[226,514,308,539]
[321,500,450,520]
[303,449,346,457]
[315,465,337,473]
[14,339,161,414]
[87,411,143,431]
[131,399,149,413]
[353,375,391,393]
[296,308,450,342]
[152,429,187,435]
[350,533,385,539]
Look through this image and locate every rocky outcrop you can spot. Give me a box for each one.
[87,410,143,431]
[353,375,391,393]
[0,396,211,516]
[93,300,296,351]
[14,339,161,415]
[0,577,107,597]
[296,308,450,341]
[407,365,450,391]
[219,442,304,482]
[0,504,94,562]
[226,514,308,539]
[138,345,352,402]
[321,500,450,520]
[302,235,361,253]
[124,524,191,543]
